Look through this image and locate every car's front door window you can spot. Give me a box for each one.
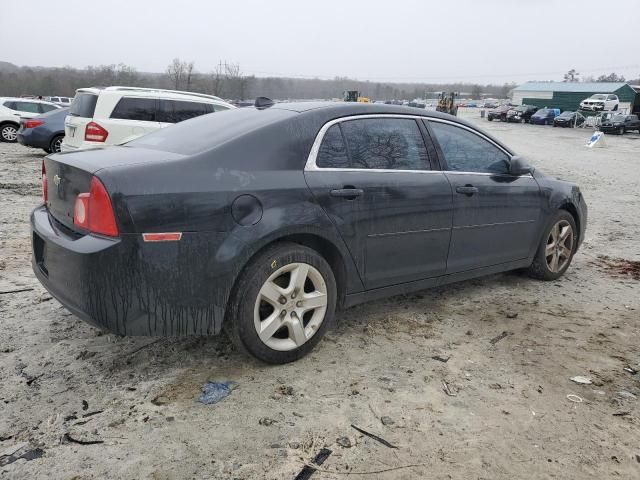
[429,121,510,174]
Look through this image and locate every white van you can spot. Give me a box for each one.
[61,87,234,152]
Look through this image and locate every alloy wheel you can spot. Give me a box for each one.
[1,125,17,142]
[52,137,63,152]
[545,220,574,273]
[254,262,328,351]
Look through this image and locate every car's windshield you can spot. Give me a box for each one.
[611,114,626,122]
[590,94,607,100]
[535,109,549,115]
[559,111,574,118]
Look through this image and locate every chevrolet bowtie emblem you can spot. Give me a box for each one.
[53,174,61,186]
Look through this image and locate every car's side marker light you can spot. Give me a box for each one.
[142,232,183,242]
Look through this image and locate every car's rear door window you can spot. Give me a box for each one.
[157,100,212,123]
[110,97,157,121]
[14,102,41,114]
[316,124,350,168]
[429,121,510,174]
[340,118,431,170]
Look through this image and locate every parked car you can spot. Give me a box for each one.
[553,111,585,128]
[61,86,235,152]
[32,102,587,363]
[579,94,619,112]
[599,114,640,134]
[483,100,499,109]
[0,98,61,142]
[17,107,68,153]
[487,105,511,121]
[506,105,538,123]
[530,108,559,125]
[45,96,74,107]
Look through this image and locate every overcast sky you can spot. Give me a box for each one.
[2,0,639,84]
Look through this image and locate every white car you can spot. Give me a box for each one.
[45,96,74,107]
[0,98,61,142]
[579,94,619,112]
[61,87,235,152]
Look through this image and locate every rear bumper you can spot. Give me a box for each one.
[17,129,49,149]
[60,140,105,152]
[31,206,229,336]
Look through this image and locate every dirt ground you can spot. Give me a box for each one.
[1,111,639,479]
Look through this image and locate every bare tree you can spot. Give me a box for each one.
[166,58,186,89]
[563,69,580,82]
[185,61,195,89]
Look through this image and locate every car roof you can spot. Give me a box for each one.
[75,86,229,105]
[0,97,59,105]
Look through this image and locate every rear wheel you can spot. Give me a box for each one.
[526,210,577,281]
[0,123,18,142]
[226,242,337,364]
[49,135,64,153]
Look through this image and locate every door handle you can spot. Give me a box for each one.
[330,187,364,199]
[455,185,479,196]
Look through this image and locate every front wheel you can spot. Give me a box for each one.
[1,123,18,142]
[226,242,337,363]
[618,126,625,135]
[526,211,577,281]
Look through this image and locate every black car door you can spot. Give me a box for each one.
[304,116,453,290]
[427,120,541,274]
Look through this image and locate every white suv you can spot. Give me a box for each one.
[0,98,61,142]
[579,94,619,112]
[61,87,235,152]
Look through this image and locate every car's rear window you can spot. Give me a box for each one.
[126,107,295,155]
[69,93,98,118]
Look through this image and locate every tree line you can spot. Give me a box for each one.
[0,60,636,101]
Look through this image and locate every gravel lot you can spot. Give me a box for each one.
[1,111,639,479]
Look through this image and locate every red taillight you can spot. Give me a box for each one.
[42,160,48,203]
[73,177,119,236]
[25,119,45,129]
[85,122,109,142]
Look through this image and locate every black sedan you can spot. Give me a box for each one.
[17,107,68,153]
[32,102,588,363]
[506,105,538,123]
[553,111,585,128]
[599,114,640,134]
[487,104,511,121]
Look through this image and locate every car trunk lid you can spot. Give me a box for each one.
[64,91,99,148]
[44,146,185,230]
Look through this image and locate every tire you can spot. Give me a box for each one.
[618,126,625,135]
[613,104,618,111]
[0,123,19,143]
[526,210,577,281]
[488,117,493,121]
[49,135,64,153]
[225,242,337,364]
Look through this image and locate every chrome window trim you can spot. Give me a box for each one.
[303,113,531,178]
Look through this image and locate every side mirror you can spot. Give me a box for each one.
[509,155,533,176]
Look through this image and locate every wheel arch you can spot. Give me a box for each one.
[226,231,351,317]
[558,201,580,243]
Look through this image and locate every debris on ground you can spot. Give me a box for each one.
[617,391,637,400]
[590,255,640,281]
[489,331,511,345]
[351,424,398,449]
[293,448,332,480]
[198,381,237,405]
[380,416,394,426]
[442,381,458,397]
[431,355,450,363]
[566,394,583,403]
[0,287,34,295]
[612,412,630,417]
[0,443,44,467]
[62,433,104,445]
[336,436,352,448]
[623,367,638,375]
[570,376,592,385]
[506,312,519,319]
[258,417,277,426]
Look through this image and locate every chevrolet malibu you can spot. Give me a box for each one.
[32,101,587,363]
